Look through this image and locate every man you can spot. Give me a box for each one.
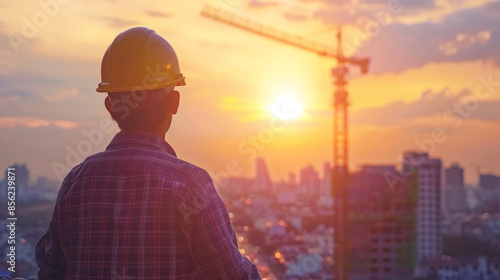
[36,27,261,280]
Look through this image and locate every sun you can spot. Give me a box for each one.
[268,94,303,121]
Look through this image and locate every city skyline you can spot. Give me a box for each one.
[5,154,499,191]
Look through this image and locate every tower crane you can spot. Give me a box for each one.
[201,5,370,280]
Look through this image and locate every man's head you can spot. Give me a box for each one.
[104,87,180,135]
[97,27,186,136]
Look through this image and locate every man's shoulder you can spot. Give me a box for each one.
[64,147,209,185]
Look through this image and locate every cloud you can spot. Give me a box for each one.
[0,42,99,123]
[0,29,14,52]
[197,41,235,50]
[247,0,281,9]
[438,30,491,55]
[0,65,12,75]
[302,0,344,7]
[0,117,78,129]
[101,16,139,29]
[44,87,78,102]
[278,2,498,73]
[351,88,500,126]
[52,120,79,129]
[351,89,462,125]
[144,10,171,18]
[283,11,310,21]
[305,0,438,24]
[243,1,311,22]
[325,0,437,10]
[471,99,500,121]
[313,9,364,25]
[386,0,437,12]
[0,88,32,103]
[353,1,500,73]
[405,0,435,8]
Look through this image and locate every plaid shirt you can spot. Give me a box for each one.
[36,130,261,280]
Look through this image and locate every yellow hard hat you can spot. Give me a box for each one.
[96,27,186,93]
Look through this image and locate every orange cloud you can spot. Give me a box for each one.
[52,120,79,129]
[44,87,78,102]
[0,117,78,129]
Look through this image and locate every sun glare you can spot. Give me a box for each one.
[268,94,303,121]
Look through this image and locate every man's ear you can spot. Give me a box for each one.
[104,96,113,114]
[168,90,180,115]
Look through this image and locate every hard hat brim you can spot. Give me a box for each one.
[96,75,186,93]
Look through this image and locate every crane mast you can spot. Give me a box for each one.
[333,28,349,280]
[201,5,369,280]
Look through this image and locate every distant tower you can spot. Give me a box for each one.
[479,174,500,190]
[255,158,271,191]
[403,152,442,277]
[300,165,320,197]
[321,162,332,198]
[478,174,500,213]
[444,164,468,213]
[445,164,464,187]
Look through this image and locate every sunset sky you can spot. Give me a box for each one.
[0,0,499,185]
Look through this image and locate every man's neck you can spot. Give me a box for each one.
[124,128,166,140]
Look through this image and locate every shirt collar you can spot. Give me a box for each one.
[106,129,177,157]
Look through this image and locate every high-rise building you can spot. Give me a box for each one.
[299,165,320,197]
[444,164,468,213]
[254,158,271,191]
[479,174,500,190]
[403,152,442,277]
[445,164,464,188]
[321,162,332,198]
[349,165,415,280]
[478,174,500,213]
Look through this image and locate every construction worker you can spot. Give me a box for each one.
[35,27,261,280]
